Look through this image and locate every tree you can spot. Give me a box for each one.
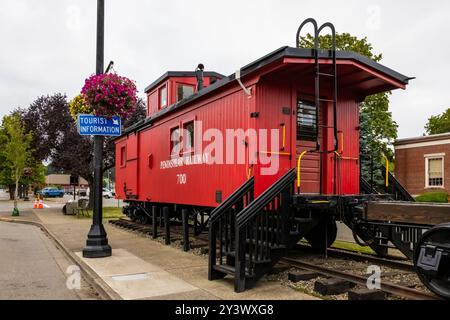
[19,94,147,208]
[425,108,450,135]
[18,93,74,163]
[0,113,32,215]
[298,32,399,186]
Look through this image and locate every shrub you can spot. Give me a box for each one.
[415,192,449,203]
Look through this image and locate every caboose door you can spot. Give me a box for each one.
[253,80,295,196]
[123,133,139,198]
[295,98,322,194]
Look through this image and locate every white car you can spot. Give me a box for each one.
[83,188,114,199]
[102,188,114,199]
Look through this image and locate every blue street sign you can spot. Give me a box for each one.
[77,114,122,137]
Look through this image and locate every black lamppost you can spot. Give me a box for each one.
[83,0,112,258]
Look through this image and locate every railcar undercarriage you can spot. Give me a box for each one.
[122,190,450,299]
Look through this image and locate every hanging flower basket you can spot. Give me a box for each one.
[69,94,92,120]
[81,73,138,120]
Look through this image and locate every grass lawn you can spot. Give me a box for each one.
[415,191,449,203]
[331,240,376,255]
[299,239,376,255]
[80,207,125,220]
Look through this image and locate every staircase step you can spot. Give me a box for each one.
[225,251,272,265]
[245,239,287,250]
[212,264,254,278]
[212,264,235,276]
[252,226,301,237]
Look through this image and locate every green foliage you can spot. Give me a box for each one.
[69,94,93,120]
[298,33,382,62]
[425,108,450,135]
[299,32,398,188]
[415,192,449,203]
[0,113,33,207]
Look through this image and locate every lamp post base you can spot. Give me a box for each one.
[12,207,20,217]
[82,223,112,258]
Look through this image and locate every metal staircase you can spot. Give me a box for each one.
[381,165,416,202]
[208,170,299,292]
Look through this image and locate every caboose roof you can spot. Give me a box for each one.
[117,46,412,139]
[144,71,226,94]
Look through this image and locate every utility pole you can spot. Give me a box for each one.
[83,0,112,258]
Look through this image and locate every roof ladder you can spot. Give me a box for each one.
[296,18,339,193]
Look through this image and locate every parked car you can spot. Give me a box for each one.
[103,188,113,199]
[38,187,65,198]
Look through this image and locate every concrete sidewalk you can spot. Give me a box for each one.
[1,207,316,300]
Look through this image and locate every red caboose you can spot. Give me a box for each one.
[113,39,410,291]
[111,20,450,299]
[115,46,408,208]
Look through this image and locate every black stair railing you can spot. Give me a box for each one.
[381,165,416,202]
[208,177,254,281]
[360,177,379,195]
[234,169,297,292]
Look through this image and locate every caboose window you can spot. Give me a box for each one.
[170,127,181,158]
[426,156,444,188]
[159,85,167,108]
[177,84,195,102]
[297,100,317,141]
[120,146,126,167]
[183,121,195,153]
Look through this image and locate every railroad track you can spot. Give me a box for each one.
[109,218,209,245]
[109,218,438,300]
[294,244,415,272]
[280,257,439,300]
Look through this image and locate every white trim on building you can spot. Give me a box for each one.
[396,139,450,150]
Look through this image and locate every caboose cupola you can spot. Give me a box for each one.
[145,69,225,116]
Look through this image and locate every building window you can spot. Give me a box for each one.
[183,121,195,153]
[177,84,195,101]
[297,100,317,141]
[170,126,181,158]
[159,85,167,108]
[426,156,444,188]
[120,146,126,167]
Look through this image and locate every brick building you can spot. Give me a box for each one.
[395,133,450,196]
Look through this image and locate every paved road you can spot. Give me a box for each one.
[0,222,98,300]
[0,189,123,213]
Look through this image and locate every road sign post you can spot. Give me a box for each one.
[82,0,112,259]
[77,115,122,137]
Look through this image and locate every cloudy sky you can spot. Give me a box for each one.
[1,0,449,139]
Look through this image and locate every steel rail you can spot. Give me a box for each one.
[281,257,440,300]
[294,244,414,272]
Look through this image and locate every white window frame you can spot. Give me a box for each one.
[424,153,445,189]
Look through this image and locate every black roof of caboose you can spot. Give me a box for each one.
[144,71,226,94]
[116,46,412,139]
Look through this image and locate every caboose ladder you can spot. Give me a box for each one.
[297,19,339,194]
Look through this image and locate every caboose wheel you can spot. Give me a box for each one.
[305,220,337,252]
[138,214,149,225]
[414,223,450,299]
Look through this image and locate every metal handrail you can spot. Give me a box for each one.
[297,151,309,190]
[209,177,254,224]
[236,169,296,228]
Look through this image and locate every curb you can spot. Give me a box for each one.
[0,217,121,300]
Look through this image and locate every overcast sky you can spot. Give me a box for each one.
[1,0,449,139]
